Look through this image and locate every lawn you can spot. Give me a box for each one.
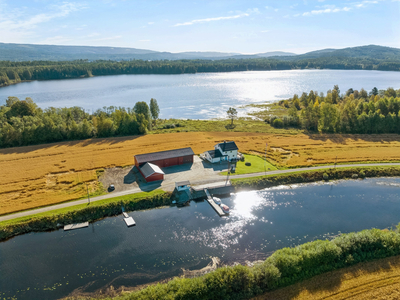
[221,154,278,175]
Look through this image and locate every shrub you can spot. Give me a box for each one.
[323,173,329,180]
[272,118,284,128]
[359,171,366,178]
[245,162,251,166]
[352,174,358,179]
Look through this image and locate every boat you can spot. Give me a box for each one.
[212,197,221,205]
[220,204,230,214]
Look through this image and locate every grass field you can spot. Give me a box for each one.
[254,254,400,300]
[2,131,400,215]
[221,154,278,175]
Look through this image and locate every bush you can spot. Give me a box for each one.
[323,173,329,181]
[272,118,284,128]
[359,171,366,178]
[245,162,251,166]
[352,174,358,179]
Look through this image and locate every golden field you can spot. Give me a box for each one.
[255,255,400,300]
[1,132,400,215]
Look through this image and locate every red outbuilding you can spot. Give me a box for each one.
[134,147,194,168]
[139,162,165,182]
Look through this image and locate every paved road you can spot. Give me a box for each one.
[1,162,400,222]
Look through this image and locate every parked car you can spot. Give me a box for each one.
[108,184,115,191]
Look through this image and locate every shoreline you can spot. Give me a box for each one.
[2,165,400,242]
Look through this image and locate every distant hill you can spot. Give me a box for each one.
[274,45,400,61]
[0,43,299,61]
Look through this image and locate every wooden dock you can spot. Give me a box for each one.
[204,188,227,217]
[64,222,89,231]
[124,217,136,227]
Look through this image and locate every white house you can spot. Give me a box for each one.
[203,141,239,163]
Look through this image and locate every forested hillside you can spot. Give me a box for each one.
[1,51,400,88]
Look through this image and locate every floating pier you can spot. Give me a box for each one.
[64,222,89,231]
[124,217,136,227]
[204,188,227,217]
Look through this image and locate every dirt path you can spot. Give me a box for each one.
[1,162,400,223]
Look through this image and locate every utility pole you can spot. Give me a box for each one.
[265,142,268,175]
[335,156,337,168]
[86,183,90,204]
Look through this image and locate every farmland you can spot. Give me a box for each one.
[1,132,400,215]
[255,254,400,300]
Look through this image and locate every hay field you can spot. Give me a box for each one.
[1,132,400,215]
[255,255,400,300]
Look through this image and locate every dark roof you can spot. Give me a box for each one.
[207,149,224,158]
[216,141,238,152]
[135,147,194,164]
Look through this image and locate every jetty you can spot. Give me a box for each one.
[204,188,227,217]
[122,211,136,227]
[64,222,89,231]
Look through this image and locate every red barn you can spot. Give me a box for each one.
[134,147,194,168]
[139,162,165,182]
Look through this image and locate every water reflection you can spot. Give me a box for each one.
[2,178,400,300]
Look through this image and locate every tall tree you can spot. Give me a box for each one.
[226,107,237,126]
[134,101,151,130]
[150,98,160,121]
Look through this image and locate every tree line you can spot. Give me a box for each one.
[0,97,160,148]
[1,56,400,87]
[268,86,400,134]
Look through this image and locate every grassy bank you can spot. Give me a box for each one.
[0,190,171,242]
[69,228,400,300]
[231,166,400,190]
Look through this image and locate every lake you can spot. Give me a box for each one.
[1,178,400,300]
[0,70,399,119]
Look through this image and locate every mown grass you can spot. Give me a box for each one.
[221,154,278,175]
[0,190,165,227]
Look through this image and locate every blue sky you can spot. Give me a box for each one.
[0,0,399,54]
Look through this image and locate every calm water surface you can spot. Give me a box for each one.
[0,70,400,119]
[1,178,400,300]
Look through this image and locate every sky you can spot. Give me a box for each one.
[0,0,399,54]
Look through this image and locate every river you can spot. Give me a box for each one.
[1,178,400,300]
[0,70,399,119]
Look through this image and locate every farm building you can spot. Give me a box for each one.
[203,141,239,163]
[139,162,165,182]
[134,147,194,168]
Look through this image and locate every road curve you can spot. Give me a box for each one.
[1,162,400,222]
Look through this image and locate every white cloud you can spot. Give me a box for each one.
[302,0,380,16]
[148,22,154,25]
[173,13,249,27]
[138,39,151,42]
[302,6,351,16]
[0,2,86,32]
